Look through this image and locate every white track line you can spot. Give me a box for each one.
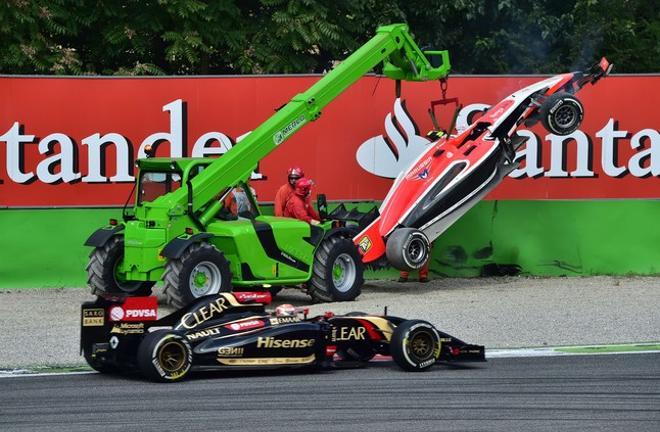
[0,370,97,379]
[2,344,659,378]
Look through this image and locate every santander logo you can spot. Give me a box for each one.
[356,99,432,178]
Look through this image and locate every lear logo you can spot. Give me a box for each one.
[256,337,315,349]
[180,297,230,329]
[333,326,367,341]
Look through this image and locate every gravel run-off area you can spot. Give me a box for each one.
[1,276,659,368]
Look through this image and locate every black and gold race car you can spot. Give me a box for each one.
[81,292,485,382]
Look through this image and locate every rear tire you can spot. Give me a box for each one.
[539,92,584,136]
[162,242,232,309]
[391,320,441,372]
[137,330,192,382]
[87,236,154,297]
[386,228,430,271]
[309,236,364,302]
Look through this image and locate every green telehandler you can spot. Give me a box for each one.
[85,24,450,307]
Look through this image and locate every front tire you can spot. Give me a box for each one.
[385,228,430,271]
[87,236,154,297]
[540,92,584,136]
[390,320,441,372]
[137,330,192,382]
[309,237,364,302]
[162,242,232,309]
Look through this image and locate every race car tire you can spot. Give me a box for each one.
[391,320,441,372]
[309,236,364,302]
[385,228,430,271]
[540,92,584,136]
[163,242,232,309]
[87,235,154,297]
[137,330,193,382]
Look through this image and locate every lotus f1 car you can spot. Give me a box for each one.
[355,58,612,270]
[81,292,485,381]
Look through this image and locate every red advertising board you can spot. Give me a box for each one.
[0,74,658,207]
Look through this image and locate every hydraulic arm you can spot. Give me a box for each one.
[144,23,450,227]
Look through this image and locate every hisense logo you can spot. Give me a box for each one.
[256,337,315,349]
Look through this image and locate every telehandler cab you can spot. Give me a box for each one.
[85,24,451,307]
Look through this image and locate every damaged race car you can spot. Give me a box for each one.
[356,58,613,270]
[81,292,485,382]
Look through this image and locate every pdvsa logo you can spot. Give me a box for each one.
[226,319,264,332]
[108,297,158,322]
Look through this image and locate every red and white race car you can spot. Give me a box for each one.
[355,58,612,270]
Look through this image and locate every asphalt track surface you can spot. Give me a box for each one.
[1,353,659,432]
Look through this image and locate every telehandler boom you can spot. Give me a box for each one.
[85,24,450,306]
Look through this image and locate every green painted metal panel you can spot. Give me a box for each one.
[1,200,658,288]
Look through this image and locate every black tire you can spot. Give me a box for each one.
[269,286,284,298]
[539,92,584,136]
[137,330,193,382]
[385,228,430,271]
[390,320,441,372]
[83,350,118,374]
[162,242,232,309]
[309,236,364,302]
[87,236,154,297]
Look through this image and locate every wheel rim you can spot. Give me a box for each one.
[158,340,186,373]
[332,253,357,293]
[554,104,577,129]
[189,261,222,297]
[112,258,143,293]
[407,237,427,265]
[409,331,434,361]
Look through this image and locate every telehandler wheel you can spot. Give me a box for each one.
[163,242,232,309]
[87,235,154,297]
[385,228,430,271]
[309,236,364,303]
[539,92,584,136]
